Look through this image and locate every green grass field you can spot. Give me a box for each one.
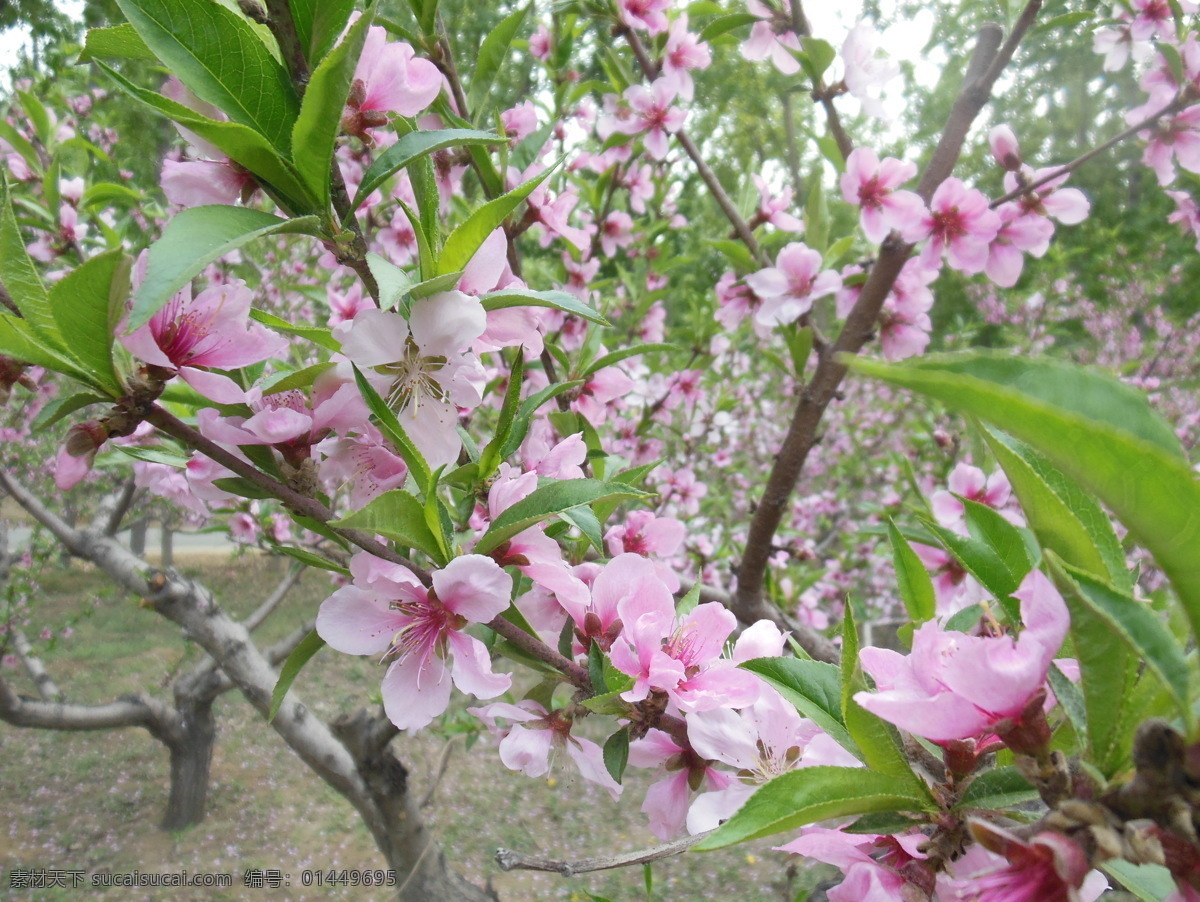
[1,553,831,901]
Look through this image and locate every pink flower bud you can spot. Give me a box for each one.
[989,124,1023,171]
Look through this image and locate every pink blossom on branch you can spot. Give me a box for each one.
[912,177,1002,275]
[121,279,288,404]
[317,553,513,732]
[745,241,842,328]
[853,569,1069,745]
[660,15,712,102]
[741,0,801,75]
[840,147,926,244]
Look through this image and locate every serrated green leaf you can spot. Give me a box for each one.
[474,479,651,555]
[262,362,335,394]
[739,656,854,755]
[331,489,446,564]
[289,0,357,65]
[115,0,300,151]
[842,605,925,786]
[31,392,108,431]
[581,343,673,379]
[602,728,629,783]
[355,128,504,209]
[849,352,1200,653]
[918,515,1023,603]
[129,206,320,332]
[1050,556,1192,738]
[113,444,191,467]
[0,174,62,353]
[269,628,326,722]
[272,543,350,575]
[699,12,758,41]
[482,288,609,326]
[694,767,935,849]
[983,425,1130,591]
[438,160,561,276]
[887,518,936,624]
[1103,860,1176,902]
[291,6,373,207]
[0,314,87,378]
[467,4,530,117]
[479,351,524,478]
[959,496,1038,584]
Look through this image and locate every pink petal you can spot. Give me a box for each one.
[447,630,512,699]
[381,653,452,731]
[316,586,402,656]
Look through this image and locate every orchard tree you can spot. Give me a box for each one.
[3,0,1200,899]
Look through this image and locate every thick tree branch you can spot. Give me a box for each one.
[11,629,64,703]
[0,678,181,741]
[735,21,1022,632]
[495,830,713,876]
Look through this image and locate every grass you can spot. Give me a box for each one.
[1,553,830,901]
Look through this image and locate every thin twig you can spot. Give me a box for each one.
[622,29,764,263]
[419,734,459,809]
[990,93,1190,209]
[243,562,304,632]
[145,407,431,583]
[495,830,714,876]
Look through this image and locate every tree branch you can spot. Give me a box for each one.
[495,830,713,876]
[11,629,64,703]
[622,29,765,263]
[243,562,304,633]
[144,407,431,583]
[735,21,1021,629]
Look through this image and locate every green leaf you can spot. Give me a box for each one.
[956,766,1038,811]
[115,0,300,151]
[289,0,357,65]
[0,174,62,353]
[351,365,432,489]
[438,160,561,276]
[799,36,837,81]
[498,379,584,460]
[96,62,317,212]
[560,505,604,552]
[0,314,86,378]
[366,252,415,309]
[481,288,609,326]
[581,343,673,379]
[1103,861,1176,902]
[699,12,758,41]
[262,361,335,394]
[129,206,320,332]
[467,4,529,117]
[212,476,277,499]
[740,656,854,755]
[704,238,756,273]
[959,496,1038,585]
[48,248,126,390]
[1050,555,1192,738]
[474,479,651,555]
[919,516,1024,603]
[478,351,525,478]
[80,23,156,61]
[1047,661,1089,744]
[983,425,1130,591]
[113,444,191,467]
[887,518,935,624]
[602,728,630,783]
[249,308,339,352]
[31,392,108,431]
[849,352,1200,650]
[841,605,925,786]
[272,544,350,575]
[694,767,936,850]
[269,628,326,722]
[355,128,504,209]
[331,489,446,564]
[291,6,373,207]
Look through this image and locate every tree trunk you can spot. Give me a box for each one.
[161,694,216,830]
[334,710,498,902]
